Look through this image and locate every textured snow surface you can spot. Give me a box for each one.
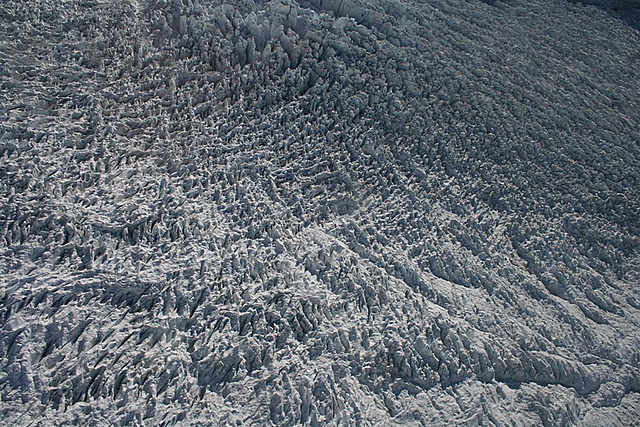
[1,0,640,425]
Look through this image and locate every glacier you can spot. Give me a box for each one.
[1,0,639,425]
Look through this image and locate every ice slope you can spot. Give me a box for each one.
[1,0,639,425]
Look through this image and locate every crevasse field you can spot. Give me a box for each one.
[1,0,639,425]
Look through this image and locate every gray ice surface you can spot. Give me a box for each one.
[1,0,639,425]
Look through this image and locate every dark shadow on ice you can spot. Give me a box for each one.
[571,0,640,30]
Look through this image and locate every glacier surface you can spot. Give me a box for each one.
[1,0,639,425]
